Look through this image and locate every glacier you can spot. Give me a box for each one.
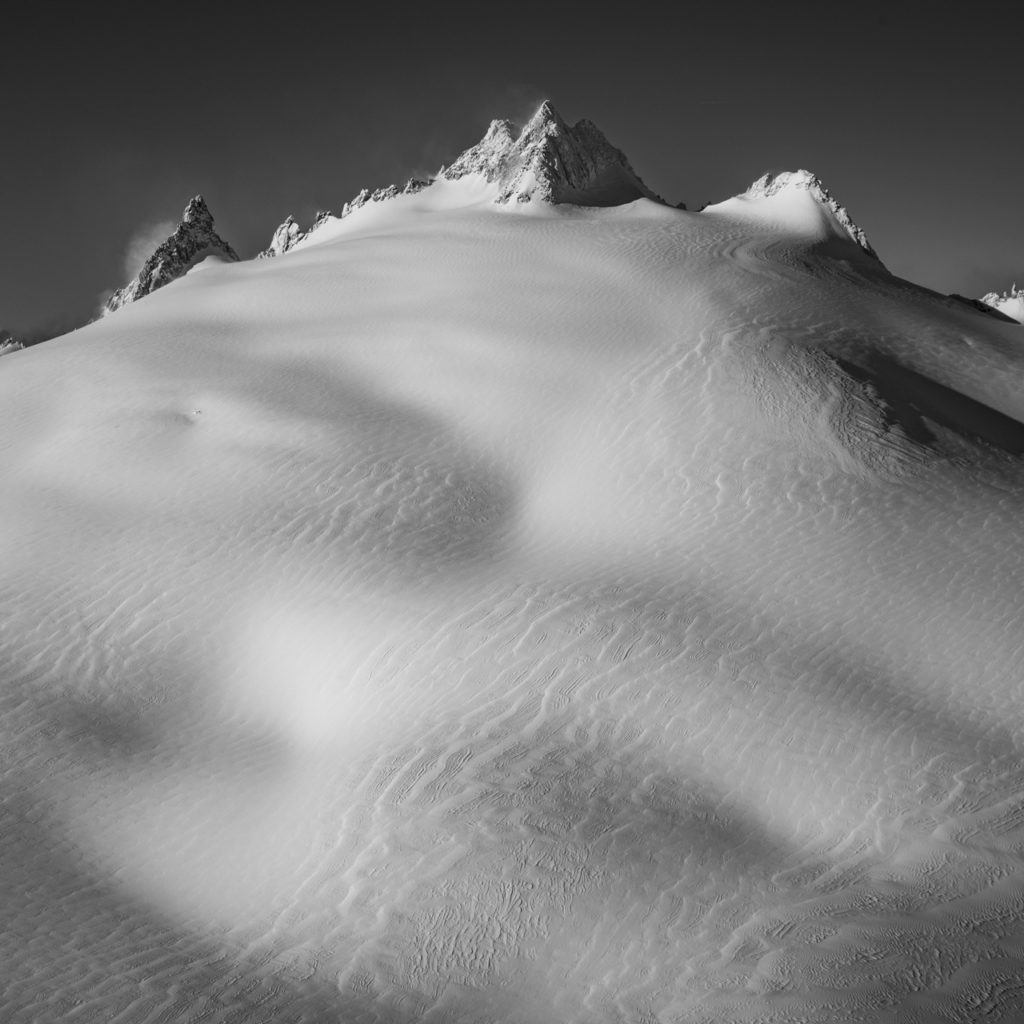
[4,104,1024,1022]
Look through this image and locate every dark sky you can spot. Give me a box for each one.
[3,7,1021,339]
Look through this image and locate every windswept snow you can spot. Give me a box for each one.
[4,111,1024,1023]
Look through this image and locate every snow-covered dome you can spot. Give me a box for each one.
[704,168,881,262]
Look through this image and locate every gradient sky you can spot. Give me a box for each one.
[3,7,1020,339]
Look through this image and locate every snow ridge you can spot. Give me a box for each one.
[104,196,239,314]
[443,100,662,206]
[257,181,431,258]
[980,284,1024,324]
[743,169,879,259]
[256,101,664,256]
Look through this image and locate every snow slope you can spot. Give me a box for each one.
[4,120,1024,1022]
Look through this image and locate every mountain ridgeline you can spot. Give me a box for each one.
[96,101,1016,323]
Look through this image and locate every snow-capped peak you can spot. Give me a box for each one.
[706,169,880,262]
[255,102,664,257]
[981,283,1024,323]
[103,195,239,314]
[443,100,663,207]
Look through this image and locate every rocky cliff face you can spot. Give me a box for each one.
[443,101,662,206]
[257,210,334,259]
[104,196,239,314]
[257,182,431,259]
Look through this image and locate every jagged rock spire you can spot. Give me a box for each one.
[104,195,239,315]
[444,100,663,207]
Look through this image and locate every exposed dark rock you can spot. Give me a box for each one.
[104,196,239,314]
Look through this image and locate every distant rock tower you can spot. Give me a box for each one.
[104,196,239,314]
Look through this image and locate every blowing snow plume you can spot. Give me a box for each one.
[4,104,1024,1023]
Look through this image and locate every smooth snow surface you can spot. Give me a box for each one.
[4,189,1024,1023]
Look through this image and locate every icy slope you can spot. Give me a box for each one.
[4,174,1024,1023]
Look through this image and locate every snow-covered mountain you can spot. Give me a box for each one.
[4,103,1024,1023]
[706,168,880,260]
[981,283,1024,323]
[103,196,239,314]
[442,100,661,205]
[255,102,661,259]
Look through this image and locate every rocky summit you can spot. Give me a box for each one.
[443,100,662,206]
[103,196,239,314]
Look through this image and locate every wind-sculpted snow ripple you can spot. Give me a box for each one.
[2,197,1024,1021]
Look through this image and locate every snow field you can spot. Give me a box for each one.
[2,186,1024,1021]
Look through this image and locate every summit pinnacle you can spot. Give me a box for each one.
[444,101,662,207]
[103,195,239,315]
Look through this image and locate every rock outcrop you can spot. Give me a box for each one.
[258,181,432,259]
[257,211,333,259]
[258,102,664,256]
[104,196,239,314]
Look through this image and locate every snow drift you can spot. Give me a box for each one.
[4,103,1024,1023]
